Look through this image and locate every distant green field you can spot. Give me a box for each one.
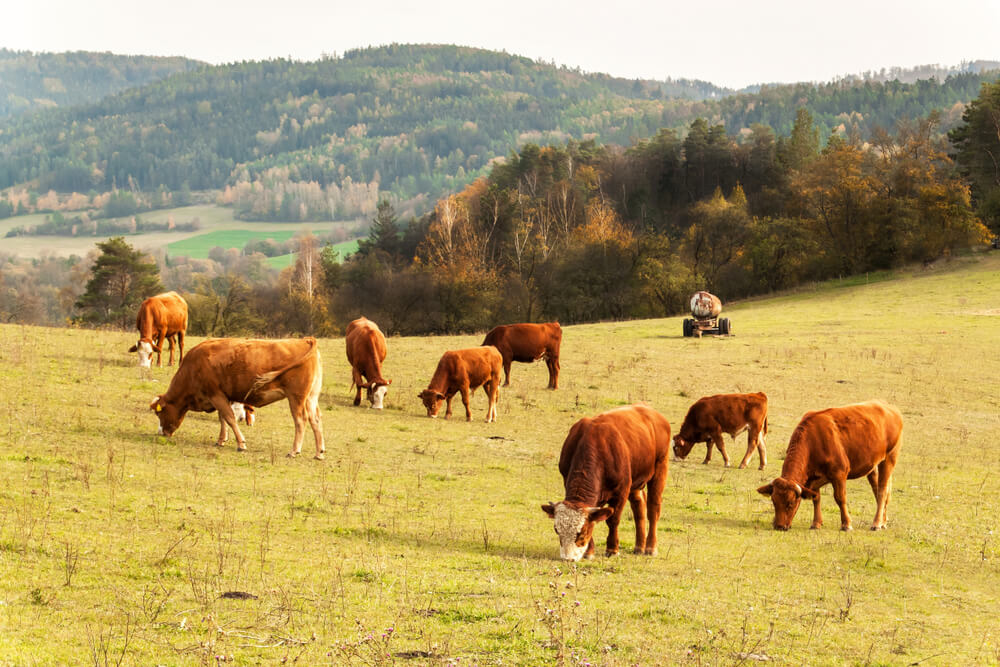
[166,230,298,259]
[264,239,361,270]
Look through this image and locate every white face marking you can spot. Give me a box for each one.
[370,385,388,410]
[230,403,247,422]
[553,503,588,561]
[137,341,154,368]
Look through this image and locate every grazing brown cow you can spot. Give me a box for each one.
[150,337,325,459]
[481,322,561,389]
[673,392,769,469]
[418,346,502,422]
[345,317,391,409]
[541,405,671,561]
[128,291,188,368]
[757,401,903,531]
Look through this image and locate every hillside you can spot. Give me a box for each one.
[0,253,998,663]
[0,49,205,117]
[1,45,997,222]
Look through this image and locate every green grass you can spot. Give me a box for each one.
[265,239,360,270]
[166,229,298,259]
[1,253,999,664]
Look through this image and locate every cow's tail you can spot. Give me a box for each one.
[246,338,319,398]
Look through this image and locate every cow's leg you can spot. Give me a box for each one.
[604,499,626,557]
[702,441,712,464]
[211,397,245,450]
[756,429,767,470]
[217,417,229,446]
[351,368,365,406]
[546,354,559,389]
[306,389,325,461]
[643,460,668,555]
[739,423,763,469]
[712,432,730,467]
[583,537,596,560]
[444,392,455,419]
[832,477,852,530]
[177,330,185,365]
[501,358,512,387]
[483,381,497,423]
[629,488,647,554]
[166,333,176,366]
[154,330,164,367]
[286,396,307,458]
[872,453,898,530]
[810,485,824,529]
[460,386,472,422]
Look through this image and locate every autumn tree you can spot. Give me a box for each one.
[75,237,163,328]
[949,79,1000,233]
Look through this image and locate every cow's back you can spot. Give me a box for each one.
[564,405,670,490]
[794,401,902,478]
[483,322,560,358]
[138,291,188,335]
[346,317,387,366]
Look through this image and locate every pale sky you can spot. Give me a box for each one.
[4,0,999,89]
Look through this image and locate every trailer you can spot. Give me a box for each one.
[682,291,731,337]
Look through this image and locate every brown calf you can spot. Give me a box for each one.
[418,346,502,422]
[482,322,561,389]
[757,401,903,531]
[673,392,769,469]
[345,317,391,409]
[541,405,671,561]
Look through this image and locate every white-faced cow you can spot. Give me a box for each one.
[345,317,391,409]
[129,291,188,368]
[481,322,561,389]
[757,401,903,531]
[150,337,325,459]
[542,404,671,561]
[673,392,769,469]
[418,346,502,422]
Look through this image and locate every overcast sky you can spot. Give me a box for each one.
[5,0,999,89]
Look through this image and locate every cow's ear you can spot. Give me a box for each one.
[368,381,377,390]
[756,483,774,497]
[128,344,138,353]
[587,507,614,523]
[434,391,445,400]
[798,486,819,499]
[541,503,556,518]
[387,378,393,385]
[149,397,160,412]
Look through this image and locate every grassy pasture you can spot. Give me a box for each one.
[1,254,999,665]
[0,204,362,259]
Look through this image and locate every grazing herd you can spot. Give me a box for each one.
[134,291,903,560]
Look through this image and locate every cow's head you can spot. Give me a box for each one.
[367,379,392,410]
[672,434,695,460]
[756,477,818,530]
[149,396,184,436]
[130,339,155,368]
[418,389,445,417]
[231,403,255,426]
[541,501,614,561]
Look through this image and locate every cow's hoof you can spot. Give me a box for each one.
[810,523,822,530]
[738,463,747,469]
[215,441,225,447]
[605,550,619,558]
[644,547,657,556]
[759,465,766,471]
[286,452,299,458]
[583,552,595,560]
[871,524,885,531]
[314,453,325,461]
[840,524,853,532]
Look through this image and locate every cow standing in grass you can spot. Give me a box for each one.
[345,316,391,409]
[129,291,188,368]
[418,346,502,422]
[482,322,561,389]
[757,401,902,531]
[150,337,325,459]
[542,405,671,561]
[673,392,769,469]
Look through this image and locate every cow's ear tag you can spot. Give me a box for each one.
[155,404,162,412]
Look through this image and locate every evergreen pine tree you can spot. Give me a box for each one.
[75,237,164,328]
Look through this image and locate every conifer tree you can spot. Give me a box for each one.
[75,236,163,328]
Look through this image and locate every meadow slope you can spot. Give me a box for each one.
[0,254,999,665]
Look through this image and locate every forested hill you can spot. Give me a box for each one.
[1,44,998,220]
[0,49,205,117]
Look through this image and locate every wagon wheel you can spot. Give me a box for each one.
[683,318,693,337]
[719,318,731,335]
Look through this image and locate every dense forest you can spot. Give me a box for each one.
[0,49,204,117]
[2,45,998,223]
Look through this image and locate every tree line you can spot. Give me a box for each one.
[38,84,997,337]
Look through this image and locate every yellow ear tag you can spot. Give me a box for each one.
[155,404,162,412]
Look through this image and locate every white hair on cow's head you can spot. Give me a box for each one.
[136,340,154,368]
[370,384,388,409]
[553,502,589,562]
